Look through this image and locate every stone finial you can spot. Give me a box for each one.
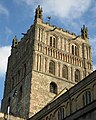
[81,25,88,39]
[34,5,43,21]
[12,36,18,48]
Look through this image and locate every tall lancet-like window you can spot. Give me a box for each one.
[49,60,55,75]
[72,44,79,56]
[50,36,57,48]
[58,107,65,120]
[75,69,80,82]
[62,65,68,79]
[50,82,57,94]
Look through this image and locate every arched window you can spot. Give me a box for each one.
[18,86,23,101]
[46,117,48,120]
[58,107,65,120]
[62,65,68,79]
[49,114,53,120]
[50,36,56,48]
[39,11,42,18]
[53,38,56,47]
[72,45,74,55]
[49,60,55,75]
[6,97,11,114]
[72,44,79,56]
[83,91,91,106]
[50,37,52,46]
[75,69,80,82]
[75,46,78,56]
[8,97,11,106]
[50,82,57,94]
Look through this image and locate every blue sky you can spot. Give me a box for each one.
[0,0,96,108]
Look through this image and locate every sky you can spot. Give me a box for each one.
[0,0,96,108]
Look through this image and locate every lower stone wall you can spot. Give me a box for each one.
[0,112,24,120]
[65,100,96,120]
[29,70,75,118]
[28,71,96,120]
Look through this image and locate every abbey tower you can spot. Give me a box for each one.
[1,5,93,119]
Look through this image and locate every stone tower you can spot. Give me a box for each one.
[1,5,93,119]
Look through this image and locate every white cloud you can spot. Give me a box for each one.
[89,1,96,18]
[40,0,91,19]
[14,0,92,19]
[0,4,9,16]
[20,0,34,6]
[0,46,11,76]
